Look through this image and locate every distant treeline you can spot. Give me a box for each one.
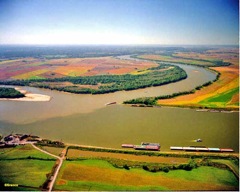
[133,55,231,67]
[0,87,25,98]
[1,45,234,60]
[123,69,220,106]
[0,45,185,59]
[0,64,187,94]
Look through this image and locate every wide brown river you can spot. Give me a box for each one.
[0,59,238,151]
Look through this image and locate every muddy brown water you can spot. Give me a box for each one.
[0,61,238,151]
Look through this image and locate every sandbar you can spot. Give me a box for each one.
[0,87,51,102]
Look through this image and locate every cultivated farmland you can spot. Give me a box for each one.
[0,57,157,80]
[54,159,238,191]
[0,145,56,191]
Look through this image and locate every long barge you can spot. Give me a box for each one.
[170,146,234,152]
[122,142,160,151]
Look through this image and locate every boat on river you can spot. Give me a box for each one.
[196,109,209,112]
[122,142,160,151]
[105,102,117,106]
[170,146,234,152]
[196,138,202,142]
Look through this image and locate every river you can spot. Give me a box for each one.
[0,57,238,151]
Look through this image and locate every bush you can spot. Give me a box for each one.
[142,165,149,171]
[123,164,130,170]
[162,167,169,173]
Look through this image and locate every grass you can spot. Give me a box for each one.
[56,180,168,191]
[0,160,55,191]
[130,69,150,75]
[40,146,64,157]
[164,166,237,185]
[28,75,46,80]
[199,87,239,108]
[55,66,93,76]
[212,159,239,177]
[54,159,238,191]
[13,69,49,79]
[0,144,56,191]
[0,144,56,160]
[67,148,189,164]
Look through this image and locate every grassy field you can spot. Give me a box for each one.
[157,65,239,110]
[0,144,238,191]
[39,146,64,157]
[54,159,238,191]
[0,160,55,191]
[0,144,56,191]
[0,144,56,160]
[67,148,189,164]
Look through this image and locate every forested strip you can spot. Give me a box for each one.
[0,87,25,98]
[0,64,187,94]
[133,55,231,67]
[123,70,220,106]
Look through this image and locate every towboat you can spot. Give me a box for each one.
[196,138,202,142]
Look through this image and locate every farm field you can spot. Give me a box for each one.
[67,149,189,164]
[0,57,157,80]
[0,145,56,191]
[0,143,238,191]
[157,65,239,109]
[0,144,56,160]
[38,146,64,157]
[173,48,239,66]
[138,54,214,66]
[1,57,187,94]
[54,159,238,191]
[137,47,238,67]
[126,48,239,110]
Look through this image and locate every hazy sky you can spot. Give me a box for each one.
[0,0,238,45]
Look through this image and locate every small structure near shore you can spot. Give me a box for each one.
[1,133,41,147]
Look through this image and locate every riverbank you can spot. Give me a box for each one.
[0,142,238,191]
[157,65,239,110]
[0,87,51,102]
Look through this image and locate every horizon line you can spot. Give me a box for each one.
[0,43,239,47]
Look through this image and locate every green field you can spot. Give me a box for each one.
[39,146,64,157]
[199,87,239,108]
[0,145,56,191]
[54,159,238,191]
[0,160,55,191]
[0,144,56,160]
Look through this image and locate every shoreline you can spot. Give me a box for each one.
[0,87,51,102]
[64,143,239,157]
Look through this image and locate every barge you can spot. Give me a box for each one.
[121,144,134,148]
[170,146,234,153]
[122,142,160,151]
[105,102,117,106]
